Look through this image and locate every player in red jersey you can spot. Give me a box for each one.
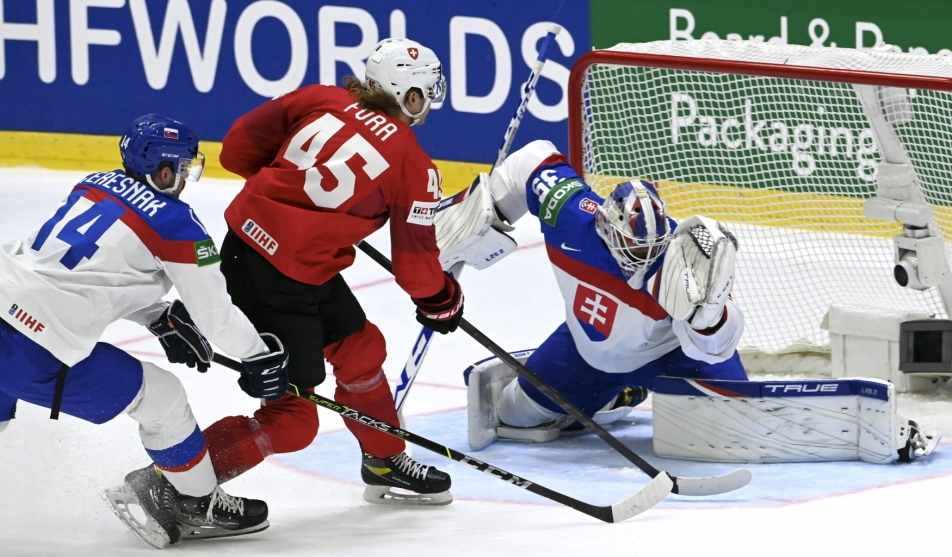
[202,38,461,506]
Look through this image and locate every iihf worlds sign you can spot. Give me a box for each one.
[0,0,590,164]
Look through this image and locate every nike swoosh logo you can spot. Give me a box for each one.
[561,243,581,252]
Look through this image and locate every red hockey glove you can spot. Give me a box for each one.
[412,272,464,335]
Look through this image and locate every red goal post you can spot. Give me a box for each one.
[565,41,952,367]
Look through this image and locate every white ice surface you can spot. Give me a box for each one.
[1,168,951,557]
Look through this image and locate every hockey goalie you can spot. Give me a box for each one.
[437,139,939,465]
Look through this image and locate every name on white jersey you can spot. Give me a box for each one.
[85,172,167,217]
[242,219,278,255]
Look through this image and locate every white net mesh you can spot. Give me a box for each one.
[574,40,952,356]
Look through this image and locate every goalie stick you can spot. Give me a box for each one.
[356,240,752,497]
[211,353,671,522]
[391,24,564,424]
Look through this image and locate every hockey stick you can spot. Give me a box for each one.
[391,24,564,420]
[355,240,752,497]
[211,353,672,522]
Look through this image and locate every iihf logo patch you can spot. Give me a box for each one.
[572,284,618,341]
[407,48,419,60]
[7,303,45,333]
[241,219,278,255]
[164,128,179,139]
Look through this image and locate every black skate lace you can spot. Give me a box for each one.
[392,452,429,480]
[207,486,244,521]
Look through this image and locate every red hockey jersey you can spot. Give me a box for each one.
[221,85,445,298]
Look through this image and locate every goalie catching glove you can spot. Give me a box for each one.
[239,333,289,400]
[412,272,464,334]
[658,216,738,330]
[148,300,214,372]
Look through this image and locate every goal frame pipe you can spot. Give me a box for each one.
[566,49,952,174]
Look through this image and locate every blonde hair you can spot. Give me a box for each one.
[343,76,402,119]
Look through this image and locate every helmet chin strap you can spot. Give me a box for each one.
[400,98,431,126]
[145,173,182,194]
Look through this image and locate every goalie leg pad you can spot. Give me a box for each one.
[651,377,935,464]
[468,350,563,449]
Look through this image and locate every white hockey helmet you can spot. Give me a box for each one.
[364,38,446,125]
[595,180,672,275]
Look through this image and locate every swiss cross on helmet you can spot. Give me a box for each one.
[120,114,205,191]
[364,38,445,125]
[595,180,672,276]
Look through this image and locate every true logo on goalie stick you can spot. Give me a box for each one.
[7,303,45,333]
[242,219,278,255]
[573,284,618,341]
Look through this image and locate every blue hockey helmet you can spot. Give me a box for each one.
[595,180,672,274]
[119,114,205,187]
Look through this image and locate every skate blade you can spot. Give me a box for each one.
[496,424,560,443]
[101,484,170,550]
[920,432,942,457]
[362,485,453,507]
[179,520,270,541]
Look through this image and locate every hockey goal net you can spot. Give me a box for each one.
[568,40,952,371]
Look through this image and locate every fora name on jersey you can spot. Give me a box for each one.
[83,171,167,217]
[343,103,399,142]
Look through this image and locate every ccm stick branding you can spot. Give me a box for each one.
[669,93,880,180]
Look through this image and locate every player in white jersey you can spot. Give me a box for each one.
[0,114,290,549]
[462,140,747,442]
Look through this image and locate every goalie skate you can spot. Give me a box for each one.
[361,452,453,507]
[898,420,942,462]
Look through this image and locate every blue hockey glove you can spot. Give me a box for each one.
[148,300,214,372]
[238,333,289,400]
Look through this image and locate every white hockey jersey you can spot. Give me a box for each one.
[0,170,266,366]
[520,151,744,374]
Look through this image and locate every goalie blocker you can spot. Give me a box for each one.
[653,377,939,464]
[434,173,517,272]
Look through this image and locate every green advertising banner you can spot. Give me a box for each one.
[592,0,952,55]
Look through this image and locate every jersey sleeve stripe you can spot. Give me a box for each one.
[546,242,670,321]
[79,188,199,264]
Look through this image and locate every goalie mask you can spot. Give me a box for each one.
[364,38,446,125]
[120,114,205,192]
[595,180,672,276]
